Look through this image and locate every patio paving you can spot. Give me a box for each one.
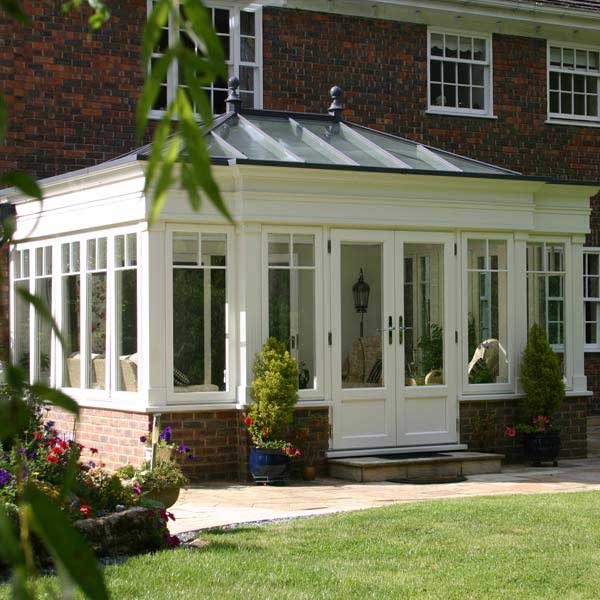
[168,421,600,535]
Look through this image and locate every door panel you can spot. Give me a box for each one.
[331,230,396,449]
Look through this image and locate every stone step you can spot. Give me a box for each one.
[328,451,504,483]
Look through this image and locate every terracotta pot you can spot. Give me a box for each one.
[145,486,181,509]
[302,466,317,481]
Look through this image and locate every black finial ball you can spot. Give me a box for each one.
[330,85,342,99]
[228,76,240,90]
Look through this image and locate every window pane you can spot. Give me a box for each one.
[431,33,443,57]
[445,35,458,58]
[550,46,561,66]
[550,91,559,113]
[404,244,444,387]
[240,37,255,62]
[467,239,487,270]
[586,253,599,276]
[467,271,508,384]
[292,234,315,267]
[15,281,30,377]
[269,234,290,266]
[472,64,484,86]
[116,269,138,392]
[459,37,472,60]
[35,278,52,385]
[173,233,199,266]
[443,84,457,107]
[472,87,485,110]
[563,48,574,68]
[458,62,470,85]
[341,243,383,388]
[115,235,125,268]
[431,60,442,82]
[202,233,227,266]
[240,10,255,36]
[473,38,486,61]
[488,240,507,270]
[127,233,137,266]
[173,268,227,392]
[443,61,456,83]
[63,274,80,387]
[526,242,544,272]
[87,272,106,390]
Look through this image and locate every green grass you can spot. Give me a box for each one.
[4,491,600,599]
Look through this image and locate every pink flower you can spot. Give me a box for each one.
[505,426,516,438]
[79,505,92,517]
[133,483,142,495]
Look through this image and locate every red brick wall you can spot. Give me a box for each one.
[460,395,588,461]
[48,406,151,472]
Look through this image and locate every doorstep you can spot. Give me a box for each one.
[328,451,504,483]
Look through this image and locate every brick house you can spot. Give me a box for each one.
[1,0,599,479]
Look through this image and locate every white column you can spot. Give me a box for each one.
[513,233,529,393]
[236,223,262,406]
[571,235,587,393]
[141,224,167,407]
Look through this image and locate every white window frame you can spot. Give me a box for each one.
[10,227,142,406]
[547,41,600,126]
[584,248,600,351]
[165,224,236,405]
[461,233,514,395]
[148,0,263,119]
[261,227,325,402]
[427,27,494,118]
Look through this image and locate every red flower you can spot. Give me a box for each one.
[33,432,42,440]
[98,461,105,468]
[90,447,98,454]
[539,425,546,432]
[262,427,269,436]
[46,454,59,464]
[51,446,63,455]
[295,449,301,456]
[79,505,92,517]
[244,416,254,426]
[505,426,516,438]
[287,448,294,456]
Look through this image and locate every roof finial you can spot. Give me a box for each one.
[328,85,343,122]
[226,76,241,113]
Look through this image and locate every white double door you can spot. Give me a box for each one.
[330,230,457,450]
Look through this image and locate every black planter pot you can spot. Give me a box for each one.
[523,431,561,466]
[249,446,291,484]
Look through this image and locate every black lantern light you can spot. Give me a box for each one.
[352,268,370,338]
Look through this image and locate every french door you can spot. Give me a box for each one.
[330,230,457,450]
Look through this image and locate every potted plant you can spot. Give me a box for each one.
[244,338,300,484]
[294,414,330,481]
[506,324,565,466]
[121,460,189,509]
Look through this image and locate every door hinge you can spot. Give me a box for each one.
[454,243,457,256]
[328,331,332,346]
[455,330,458,344]
[327,239,331,254]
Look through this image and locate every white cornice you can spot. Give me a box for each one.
[259,0,600,44]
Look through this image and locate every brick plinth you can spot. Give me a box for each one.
[47,406,151,472]
[459,396,588,461]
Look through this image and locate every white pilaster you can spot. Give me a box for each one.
[514,232,529,393]
[571,235,587,393]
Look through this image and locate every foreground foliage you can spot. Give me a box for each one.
[5,491,600,600]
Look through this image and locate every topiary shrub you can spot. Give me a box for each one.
[247,338,299,448]
[519,323,565,423]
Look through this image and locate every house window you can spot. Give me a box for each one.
[267,233,317,391]
[149,1,261,115]
[526,242,565,366]
[548,44,600,123]
[34,246,52,384]
[61,241,81,388]
[86,238,108,390]
[12,249,31,377]
[171,232,228,393]
[428,30,492,115]
[584,250,600,350]
[466,239,509,385]
[115,234,138,392]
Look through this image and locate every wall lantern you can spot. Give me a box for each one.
[352,268,370,337]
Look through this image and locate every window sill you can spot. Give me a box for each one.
[460,390,592,401]
[426,109,497,120]
[546,118,600,129]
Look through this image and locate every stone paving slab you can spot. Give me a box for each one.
[168,457,600,535]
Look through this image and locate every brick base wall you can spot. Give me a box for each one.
[584,354,600,414]
[459,396,588,461]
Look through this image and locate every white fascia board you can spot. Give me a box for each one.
[260,0,600,41]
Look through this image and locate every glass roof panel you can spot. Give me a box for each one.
[205,134,235,158]
[212,116,283,162]
[345,125,436,170]
[430,151,510,174]
[295,119,389,167]
[244,115,339,164]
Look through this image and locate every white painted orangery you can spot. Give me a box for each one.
[3,87,597,457]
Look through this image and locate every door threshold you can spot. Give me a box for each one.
[326,443,467,459]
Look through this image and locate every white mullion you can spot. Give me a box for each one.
[238,115,304,162]
[107,233,115,396]
[28,260,35,384]
[80,240,89,391]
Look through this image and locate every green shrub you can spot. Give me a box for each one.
[132,460,189,493]
[519,324,565,422]
[247,337,299,448]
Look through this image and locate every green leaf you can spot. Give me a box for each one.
[0,171,42,200]
[28,384,79,416]
[0,0,31,25]
[16,287,65,348]
[148,133,181,223]
[0,366,30,440]
[141,0,170,70]
[0,504,25,566]
[26,485,109,600]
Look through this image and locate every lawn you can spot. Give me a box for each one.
[4,491,600,599]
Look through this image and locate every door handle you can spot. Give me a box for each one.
[398,316,404,344]
[376,316,395,345]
